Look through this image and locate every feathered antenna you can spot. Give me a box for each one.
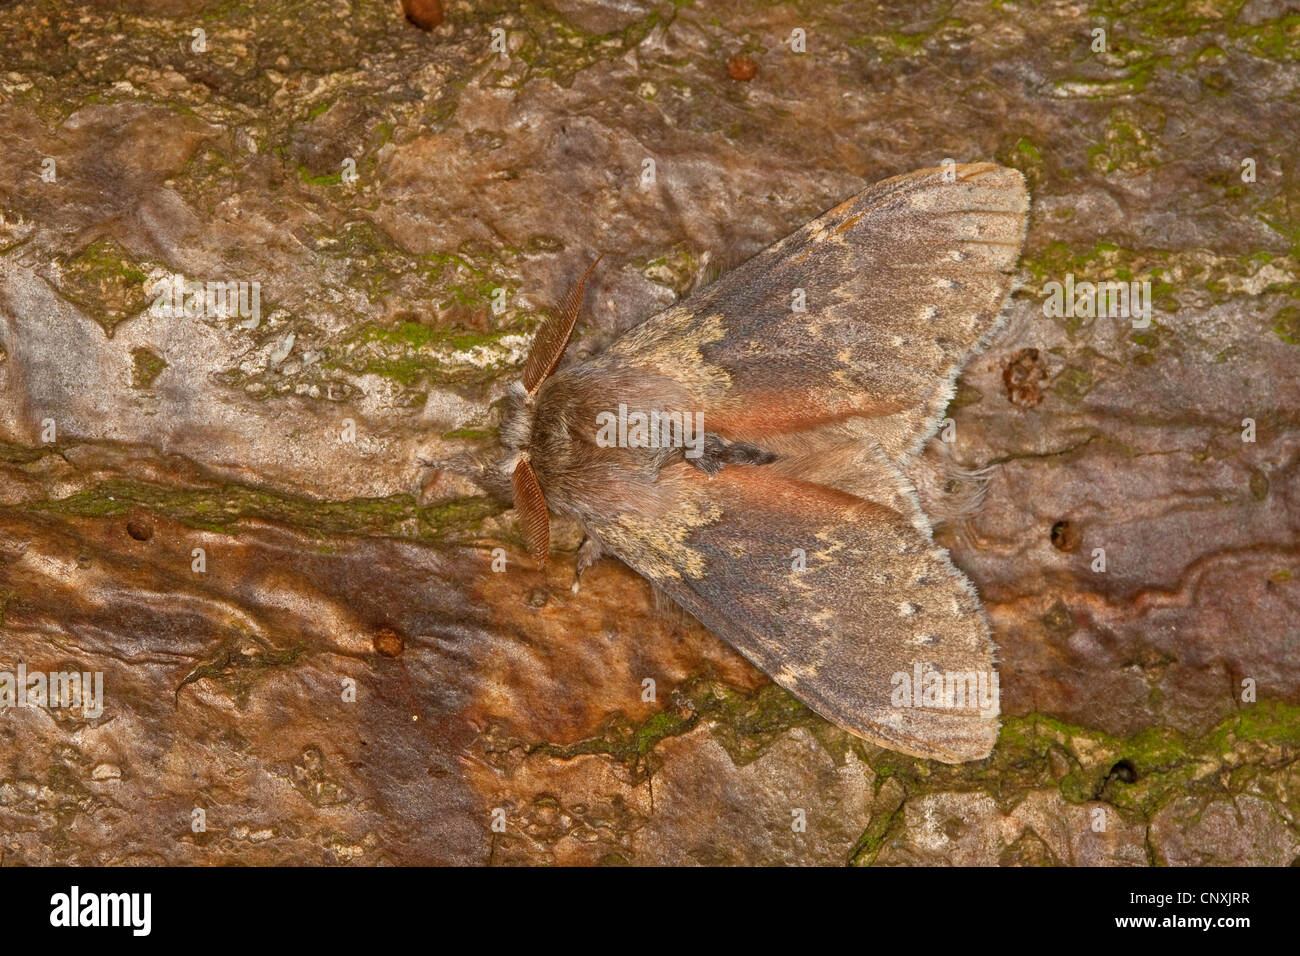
[511,254,605,572]
[521,253,604,395]
[512,457,550,568]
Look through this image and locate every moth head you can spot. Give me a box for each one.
[499,254,604,568]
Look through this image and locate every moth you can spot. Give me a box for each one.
[488,164,1028,763]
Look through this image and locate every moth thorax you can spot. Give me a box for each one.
[498,380,536,464]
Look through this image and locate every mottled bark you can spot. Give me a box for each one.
[0,0,1297,864]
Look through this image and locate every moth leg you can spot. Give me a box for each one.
[688,434,777,476]
[418,450,488,481]
[571,534,606,594]
[416,450,511,501]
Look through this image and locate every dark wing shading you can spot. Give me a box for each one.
[591,450,1000,764]
[597,163,1028,464]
